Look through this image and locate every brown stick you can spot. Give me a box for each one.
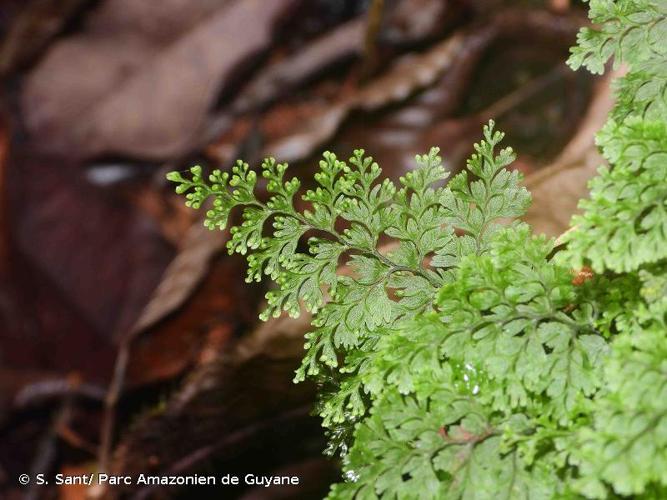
[361,0,385,80]
[478,65,571,122]
[25,386,77,500]
[14,377,106,408]
[97,342,130,476]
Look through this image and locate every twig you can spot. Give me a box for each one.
[57,423,99,456]
[14,377,106,408]
[97,342,130,476]
[0,112,9,269]
[361,0,385,80]
[25,386,77,500]
[478,64,571,122]
[555,225,578,247]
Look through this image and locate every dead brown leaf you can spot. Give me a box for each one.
[232,17,365,114]
[380,0,452,45]
[125,252,260,388]
[523,69,619,236]
[230,0,464,115]
[128,224,226,337]
[108,311,318,499]
[265,30,468,162]
[263,9,582,165]
[21,0,297,160]
[10,155,174,337]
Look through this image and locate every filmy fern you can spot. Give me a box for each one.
[559,3,667,496]
[169,0,667,498]
[168,122,530,429]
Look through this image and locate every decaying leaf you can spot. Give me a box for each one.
[109,310,320,499]
[128,225,226,337]
[125,252,261,388]
[263,9,582,164]
[10,156,173,337]
[232,17,366,114]
[21,0,297,160]
[524,70,619,236]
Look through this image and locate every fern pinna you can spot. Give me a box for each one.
[168,1,667,498]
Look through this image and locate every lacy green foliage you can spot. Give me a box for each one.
[564,0,667,273]
[332,226,607,499]
[572,270,667,498]
[564,117,667,273]
[309,127,530,433]
[568,0,667,75]
[612,64,667,122]
[169,1,667,497]
[329,368,560,500]
[436,226,608,423]
[561,1,667,498]
[358,225,608,416]
[168,122,530,430]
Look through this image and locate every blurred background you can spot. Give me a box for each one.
[0,0,611,498]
